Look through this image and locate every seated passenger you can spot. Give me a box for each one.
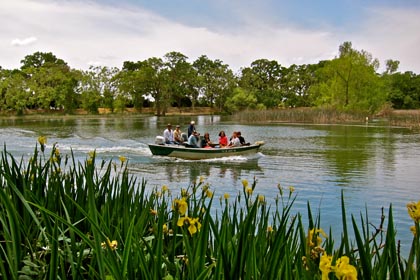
[237,131,249,145]
[188,131,200,148]
[218,131,228,147]
[163,124,174,144]
[174,125,182,144]
[228,131,241,147]
[202,132,215,148]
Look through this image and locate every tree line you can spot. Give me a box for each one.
[0,41,419,116]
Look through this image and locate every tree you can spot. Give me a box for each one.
[193,55,236,111]
[78,66,120,113]
[20,51,67,70]
[164,52,196,112]
[239,59,284,108]
[117,61,146,110]
[310,42,386,113]
[385,71,420,109]
[141,57,168,116]
[0,69,30,114]
[384,59,400,75]
[224,87,258,113]
[282,64,318,107]
[19,52,78,112]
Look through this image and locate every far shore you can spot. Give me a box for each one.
[0,107,220,119]
[1,107,419,129]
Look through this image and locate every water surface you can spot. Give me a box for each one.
[1,115,419,256]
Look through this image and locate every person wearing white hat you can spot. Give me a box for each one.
[187,121,196,137]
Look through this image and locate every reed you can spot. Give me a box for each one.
[232,108,370,124]
[0,141,419,279]
[233,107,420,129]
[387,110,420,128]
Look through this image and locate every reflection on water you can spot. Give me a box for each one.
[1,115,420,256]
[128,156,262,187]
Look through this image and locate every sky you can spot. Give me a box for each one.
[1,0,420,73]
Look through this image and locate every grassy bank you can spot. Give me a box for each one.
[232,108,420,128]
[0,107,219,118]
[0,140,419,279]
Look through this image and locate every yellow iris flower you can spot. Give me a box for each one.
[101,239,118,250]
[242,179,249,188]
[173,197,188,216]
[177,216,202,236]
[335,256,357,280]
[319,255,357,280]
[308,228,327,248]
[119,156,126,163]
[407,200,420,223]
[319,254,333,280]
[38,136,47,146]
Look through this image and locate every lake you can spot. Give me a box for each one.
[1,114,419,256]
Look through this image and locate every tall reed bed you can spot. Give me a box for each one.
[233,107,420,129]
[387,110,420,128]
[232,108,369,124]
[0,139,419,279]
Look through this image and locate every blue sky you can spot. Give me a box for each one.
[1,0,420,72]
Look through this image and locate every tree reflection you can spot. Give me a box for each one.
[322,125,396,186]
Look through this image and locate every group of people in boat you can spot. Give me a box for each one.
[163,121,249,148]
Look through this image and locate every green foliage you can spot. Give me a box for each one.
[239,59,285,108]
[193,55,236,110]
[224,87,258,113]
[385,71,420,109]
[1,44,420,115]
[310,42,387,113]
[0,142,419,279]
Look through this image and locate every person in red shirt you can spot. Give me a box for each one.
[218,131,228,147]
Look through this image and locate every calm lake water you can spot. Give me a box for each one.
[1,115,419,256]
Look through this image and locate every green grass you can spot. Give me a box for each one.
[0,142,419,279]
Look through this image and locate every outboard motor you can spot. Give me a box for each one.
[155,136,165,145]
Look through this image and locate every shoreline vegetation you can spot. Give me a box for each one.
[1,107,419,129]
[0,141,419,279]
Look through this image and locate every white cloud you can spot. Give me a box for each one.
[0,0,419,73]
[11,36,38,46]
[353,7,420,73]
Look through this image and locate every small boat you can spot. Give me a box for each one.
[148,138,264,160]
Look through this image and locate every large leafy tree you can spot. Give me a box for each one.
[78,65,120,113]
[311,42,386,113]
[0,69,30,114]
[193,55,236,110]
[282,64,319,108]
[385,71,420,109]
[117,61,146,110]
[141,57,169,116]
[164,52,197,111]
[19,52,78,112]
[239,59,285,108]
